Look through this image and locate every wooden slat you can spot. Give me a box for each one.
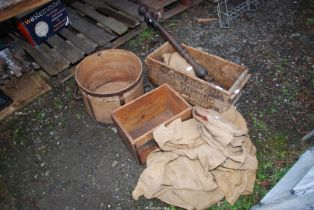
[58,28,97,54]
[163,4,188,21]
[67,9,115,46]
[110,22,147,48]
[47,34,84,64]
[140,0,178,10]
[9,42,33,70]
[0,0,50,22]
[22,42,70,76]
[71,1,128,35]
[83,0,139,28]
[102,0,143,21]
[162,0,203,21]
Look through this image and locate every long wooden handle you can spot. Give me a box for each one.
[138,6,213,82]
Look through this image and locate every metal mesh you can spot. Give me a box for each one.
[217,0,258,28]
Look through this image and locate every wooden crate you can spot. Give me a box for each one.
[145,42,250,112]
[112,84,192,164]
[140,0,203,21]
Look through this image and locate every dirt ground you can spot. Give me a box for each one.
[1,0,314,209]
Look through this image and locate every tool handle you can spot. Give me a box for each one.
[139,6,213,82]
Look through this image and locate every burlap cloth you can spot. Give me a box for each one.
[162,52,197,77]
[132,106,258,210]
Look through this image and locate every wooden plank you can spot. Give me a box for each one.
[163,4,188,21]
[22,42,70,76]
[0,0,50,21]
[9,41,34,70]
[140,0,178,10]
[142,0,203,21]
[0,72,51,121]
[102,0,143,21]
[67,9,115,46]
[0,0,25,9]
[110,22,147,48]
[47,34,84,64]
[83,0,139,28]
[37,44,70,75]
[58,28,97,54]
[71,1,128,35]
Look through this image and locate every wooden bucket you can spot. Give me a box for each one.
[75,49,144,123]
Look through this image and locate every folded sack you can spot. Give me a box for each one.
[133,106,258,209]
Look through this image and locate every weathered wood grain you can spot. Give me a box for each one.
[47,34,84,64]
[57,27,97,54]
[22,42,70,76]
[0,0,50,21]
[83,0,139,28]
[71,1,128,35]
[140,0,178,10]
[67,9,115,46]
[110,22,147,49]
[102,0,143,21]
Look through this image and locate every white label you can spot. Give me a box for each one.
[35,21,49,37]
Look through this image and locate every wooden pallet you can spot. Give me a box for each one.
[21,0,146,77]
[140,0,203,21]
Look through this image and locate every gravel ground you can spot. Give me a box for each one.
[1,0,313,209]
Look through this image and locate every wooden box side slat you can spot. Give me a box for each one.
[136,140,158,164]
[229,74,250,102]
[228,69,249,94]
[112,115,137,155]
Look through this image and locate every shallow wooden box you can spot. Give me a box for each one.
[146,42,250,112]
[112,84,192,164]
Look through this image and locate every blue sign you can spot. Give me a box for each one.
[17,0,69,47]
